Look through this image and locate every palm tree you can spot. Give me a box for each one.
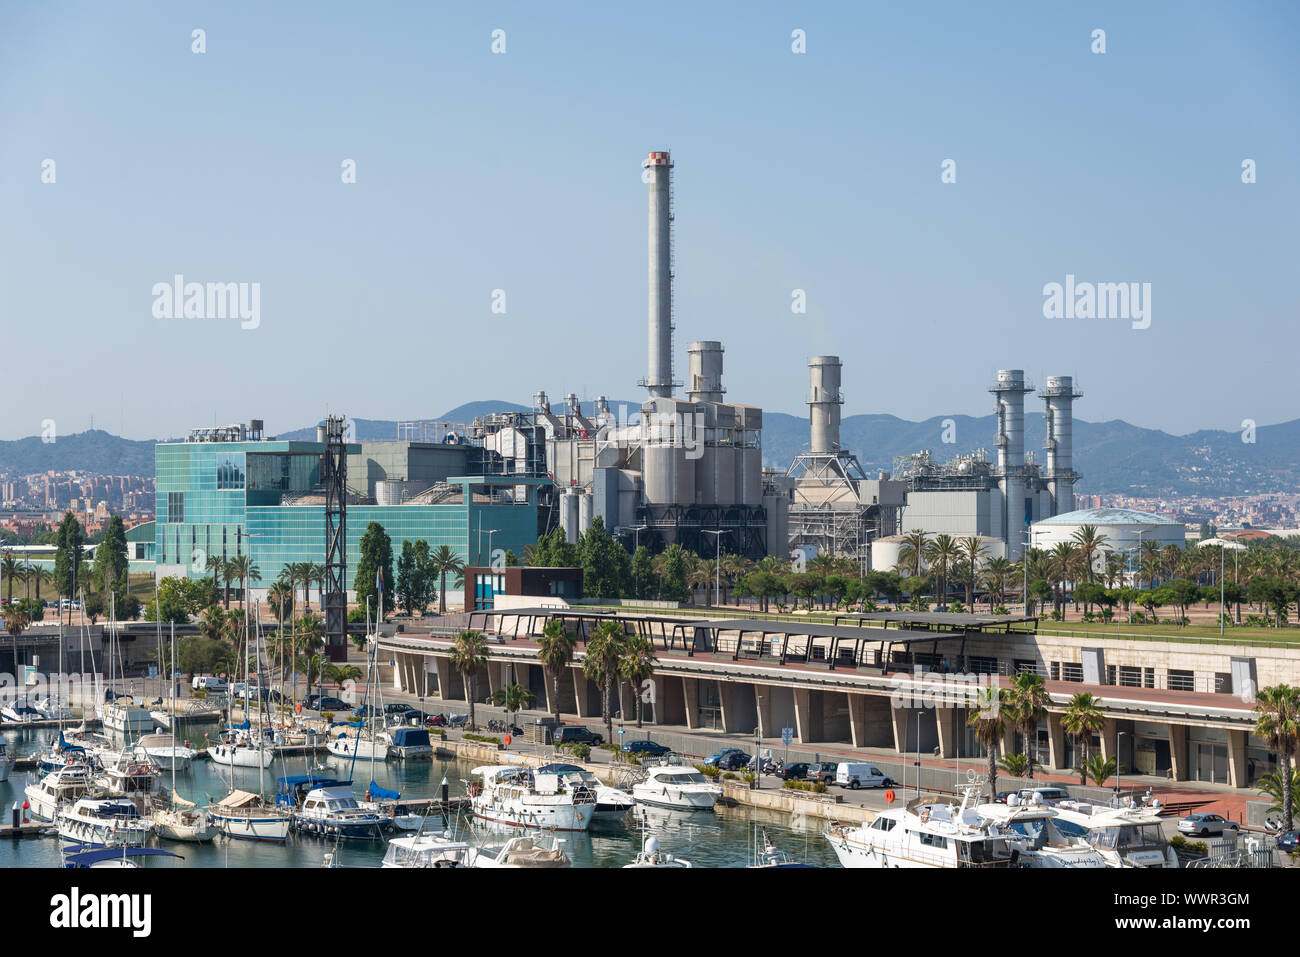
[583,620,627,743]
[1061,692,1105,785]
[1081,753,1118,788]
[220,559,238,607]
[983,556,1014,611]
[1,553,18,606]
[1254,684,1300,830]
[449,629,489,727]
[966,684,1008,801]
[197,604,229,643]
[924,534,960,607]
[1071,524,1110,612]
[618,635,658,727]
[899,530,928,579]
[267,579,294,622]
[1256,767,1300,820]
[490,683,537,733]
[1048,541,1080,614]
[536,618,576,724]
[3,604,32,680]
[227,554,259,608]
[430,545,465,615]
[998,753,1030,778]
[205,553,224,595]
[957,536,989,608]
[1008,670,1049,779]
[25,563,48,602]
[309,563,326,610]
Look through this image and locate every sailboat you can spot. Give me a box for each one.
[151,622,214,842]
[207,600,275,768]
[99,595,152,734]
[209,599,292,842]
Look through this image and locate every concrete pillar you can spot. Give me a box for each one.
[793,689,812,743]
[618,681,635,725]
[754,686,773,738]
[890,705,909,755]
[1098,718,1118,761]
[682,678,699,731]
[719,684,735,733]
[1169,724,1188,782]
[434,656,454,700]
[1000,724,1017,761]
[570,667,588,718]
[1047,713,1066,771]
[935,708,960,759]
[646,675,666,725]
[847,694,868,748]
[1226,728,1247,789]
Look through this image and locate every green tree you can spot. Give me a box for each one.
[957,535,989,608]
[631,545,657,600]
[1254,685,1300,830]
[658,546,690,603]
[967,685,1007,801]
[2,552,20,606]
[578,516,631,599]
[1081,754,1117,788]
[430,544,465,616]
[396,540,419,615]
[52,510,85,624]
[92,515,130,605]
[490,683,537,732]
[583,620,627,743]
[536,618,576,725]
[1061,692,1105,785]
[618,635,657,727]
[449,630,489,727]
[354,521,395,617]
[1008,671,1049,779]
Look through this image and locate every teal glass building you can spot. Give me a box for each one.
[154,436,542,594]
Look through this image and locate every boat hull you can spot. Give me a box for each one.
[207,744,275,768]
[210,811,292,842]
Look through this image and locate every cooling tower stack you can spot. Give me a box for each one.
[642,150,675,399]
[808,356,844,454]
[990,369,1032,559]
[1040,375,1081,515]
[687,341,725,403]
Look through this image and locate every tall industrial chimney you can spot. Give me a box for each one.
[687,341,725,403]
[1040,375,1081,515]
[642,150,675,399]
[990,369,1032,559]
[808,356,844,454]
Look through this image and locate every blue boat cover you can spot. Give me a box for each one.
[63,847,183,868]
[390,728,430,747]
[367,781,400,801]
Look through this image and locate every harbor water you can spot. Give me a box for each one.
[0,725,838,868]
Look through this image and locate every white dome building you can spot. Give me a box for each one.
[1030,507,1185,572]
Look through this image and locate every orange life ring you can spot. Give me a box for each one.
[885,789,895,804]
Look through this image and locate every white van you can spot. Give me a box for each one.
[835,763,895,790]
[192,675,228,692]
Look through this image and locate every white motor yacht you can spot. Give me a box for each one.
[468,765,596,832]
[207,732,275,769]
[824,791,1018,869]
[974,794,1107,868]
[382,830,474,868]
[0,733,13,782]
[58,796,154,846]
[25,760,97,821]
[471,834,571,868]
[95,753,163,809]
[100,699,154,735]
[1052,796,1178,868]
[535,763,635,823]
[631,765,721,811]
[293,785,387,839]
[624,833,691,868]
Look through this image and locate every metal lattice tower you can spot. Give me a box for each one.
[322,415,348,662]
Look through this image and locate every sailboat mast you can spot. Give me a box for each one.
[170,619,177,807]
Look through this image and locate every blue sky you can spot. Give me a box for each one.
[1,0,1296,441]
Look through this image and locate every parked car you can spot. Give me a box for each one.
[1178,813,1240,837]
[191,675,228,692]
[776,762,812,781]
[622,739,671,757]
[805,762,840,784]
[834,763,895,790]
[304,694,350,712]
[1277,831,1300,852]
[554,726,604,747]
[703,748,749,770]
[384,702,415,715]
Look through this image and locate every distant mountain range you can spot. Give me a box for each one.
[3,402,1296,498]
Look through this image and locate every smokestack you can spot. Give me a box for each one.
[990,369,1032,559]
[808,356,844,454]
[1040,375,1081,515]
[642,150,674,399]
[687,341,725,403]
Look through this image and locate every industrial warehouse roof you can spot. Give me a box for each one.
[1032,507,1182,526]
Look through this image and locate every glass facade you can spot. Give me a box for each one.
[155,439,542,592]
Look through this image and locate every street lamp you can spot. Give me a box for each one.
[1197,537,1245,637]
[485,529,501,567]
[702,530,722,607]
[1115,730,1128,800]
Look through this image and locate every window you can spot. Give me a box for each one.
[1061,662,1083,683]
[216,452,246,490]
[1167,669,1195,692]
[167,491,185,523]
